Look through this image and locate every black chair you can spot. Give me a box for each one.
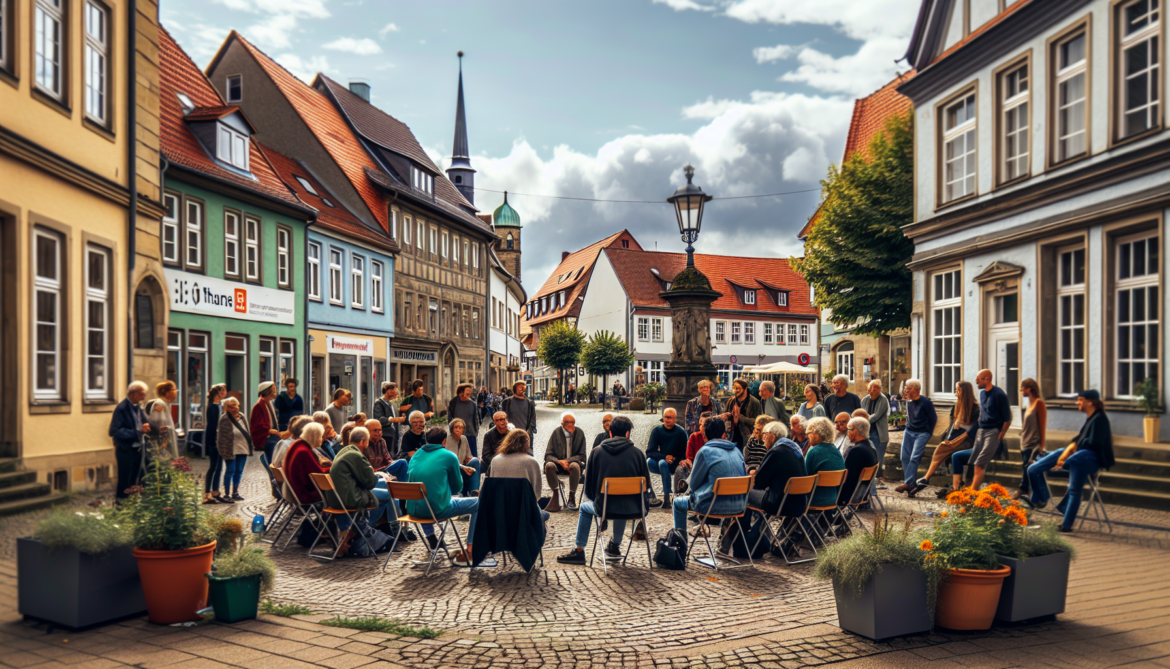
[470,477,546,572]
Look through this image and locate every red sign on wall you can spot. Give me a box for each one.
[234,288,247,313]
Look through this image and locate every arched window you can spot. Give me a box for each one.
[505,233,514,250]
[835,340,855,380]
[454,175,462,184]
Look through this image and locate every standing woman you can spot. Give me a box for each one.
[251,382,281,465]
[1014,378,1047,500]
[147,381,179,460]
[217,397,252,501]
[203,384,228,504]
[797,385,826,421]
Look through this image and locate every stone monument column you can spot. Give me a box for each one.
[662,267,722,414]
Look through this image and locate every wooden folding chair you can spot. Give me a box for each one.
[835,464,880,537]
[307,472,381,562]
[381,481,467,576]
[590,477,653,573]
[689,476,754,570]
[749,474,819,564]
[268,466,326,550]
[805,469,847,546]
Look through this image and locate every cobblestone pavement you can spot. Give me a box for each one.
[3,404,1170,668]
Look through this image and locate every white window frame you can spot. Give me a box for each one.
[34,0,63,99]
[1055,30,1089,163]
[84,1,108,124]
[307,241,321,301]
[715,321,726,344]
[777,292,788,307]
[371,260,384,313]
[1114,231,1160,398]
[162,192,179,265]
[731,321,741,344]
[442,230,449,259]
[351,254,365,309]
[942,92,977,203]
[837,348,855,380]
[279,340,295,384]
[1057,244,1086,397]
[787,324,798,345]
[744,321,755,345]
[84,245,110,400]
[223,210,240,279]
[416,220,424,250]
[184,199,203,271]
[259,337,275,385]
[277,226,292,289]
[403,215,412,246]
[452,235,460,264]
[1000,61,1030,182]
[33,227,62,401]
[1116,0,1162,139]
[744,290,756,305]
[652,317,664,343]
[388,207,398,240]
[216,123,249,171]
[226,74,242,103]
[637,316,649,342]
[800,324,810,345]
[463,240,469,269]
[329,248,344,305]
[763,323,773,344]
[429,227,436,256]
[930,269,963,398]
[473,243,480,269]
[244,216,260,281]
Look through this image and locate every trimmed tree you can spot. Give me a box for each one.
[537,320,586,402]
[580,330,636,405]
[790,110,915,336]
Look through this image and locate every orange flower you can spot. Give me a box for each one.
[940,511,948,518]
[974,493,1004,513]
[959,508,968,513]
[920,540,933,551]
[983,483,1010,499]
[946,489,974,506]
[1004,506,1028,526]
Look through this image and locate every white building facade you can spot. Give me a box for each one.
[488,249,525,391]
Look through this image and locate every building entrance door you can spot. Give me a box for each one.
[225,335,248,406]
[987,290,1021,424]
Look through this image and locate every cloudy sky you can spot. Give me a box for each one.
[164,0,920,290]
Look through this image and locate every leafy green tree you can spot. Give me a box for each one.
[538,320,586,400]
[791,110,915,336]
[580,330,636,401]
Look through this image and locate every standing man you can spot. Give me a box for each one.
[969,369,1012,490]
[400,380,435,421]
[251,382,281,465]
[645,407,690,505]
[481,411,512,474]
[273,378,304,431]
[722,378,762,452]
[685,379,724,434]
[861,380,890,457]
[896,380,937,493]
[110,381,151,500]
[373,382,406,456]
[447,383,482,457]
[759,381,791,426]
[326,389,352,433]
[477,386,490,422]
[502,381,537,439]
[824,374,862,421]
[543,412,587,511]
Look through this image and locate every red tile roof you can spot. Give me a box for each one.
[159,27,303,209]
[605,248,816,318]
[226,32,391,231]
[183,105,254,131]
[523,230,642,328]
[260,144,397,252]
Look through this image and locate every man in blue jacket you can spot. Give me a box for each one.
[969,369,1012,490]
[672,417,747,534]
[109,381,150,500]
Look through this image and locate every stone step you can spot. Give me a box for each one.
[0,492,67,517]
[0,481,53,503]
[0,458,18,474]
[0,470,36,489]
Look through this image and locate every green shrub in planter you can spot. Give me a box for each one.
[208,540,276,623]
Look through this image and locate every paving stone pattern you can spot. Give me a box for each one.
[3,404,1170,668]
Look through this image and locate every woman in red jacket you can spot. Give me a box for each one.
[251,382,281,464]
[285,422,328,504]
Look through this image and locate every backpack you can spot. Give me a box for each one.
[654,528,689,570]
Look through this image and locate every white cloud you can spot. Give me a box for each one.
[722,0,919,41]
[275,53,335,83]
[210,0,330,50]
[323,37,383,55]
[652,0,716,10]
[378,23,399,37]
[776,36,909,96]
[752,44,798,63]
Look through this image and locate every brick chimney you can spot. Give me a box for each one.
[562,251,570,262]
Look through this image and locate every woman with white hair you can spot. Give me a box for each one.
[804,417,846,509]
[217,396,253,501]
[725,419,808,558]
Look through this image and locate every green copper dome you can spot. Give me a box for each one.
[492,192,522,228]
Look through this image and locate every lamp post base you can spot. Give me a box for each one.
[660,268,722,415]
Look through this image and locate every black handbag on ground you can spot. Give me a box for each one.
[654,528,689,570]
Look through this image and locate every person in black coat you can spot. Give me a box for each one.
[1027,389,1115,531]
[109,382,151,500]
[557,416,650,565]
[724,423,808,557]
[592,413,614,450]
[838,418,878,506]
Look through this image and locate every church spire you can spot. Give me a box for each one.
[447,51,476,205]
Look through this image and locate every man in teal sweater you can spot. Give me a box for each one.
[407,427,479,565]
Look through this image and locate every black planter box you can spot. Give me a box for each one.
[832,563,933,640]
[17,537,146,630]
[996,551,1070,622]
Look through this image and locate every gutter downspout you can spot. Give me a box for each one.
[126,0,137,384]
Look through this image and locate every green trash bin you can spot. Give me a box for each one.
[205,574,261,623]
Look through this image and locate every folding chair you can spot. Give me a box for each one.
[307,472,381,562]
[471,477,545,573]
[749,474,819,565]
[589,477,653,573]
[1077,473,1113,533]
[689,475,755,570]
[553,471,580,511]
[267,466,327,550]
[805,470,847,547]
[835,465,879,537]
[256,454,291,543]
[382,481,467,576]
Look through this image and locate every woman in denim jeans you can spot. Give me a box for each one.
[1026,389,1115,531]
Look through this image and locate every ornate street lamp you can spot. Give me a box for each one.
[666,164,713,268]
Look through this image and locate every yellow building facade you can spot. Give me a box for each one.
[0,0,165,496]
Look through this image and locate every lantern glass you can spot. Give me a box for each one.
[674,194,705,236]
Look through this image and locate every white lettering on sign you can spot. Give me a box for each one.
[167,269,296,325]
[391,348,438,364]
[327,335,374,355]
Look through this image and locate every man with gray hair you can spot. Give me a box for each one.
[481,411,512,474]
[824,374,861,420]
[645,407,689,506]
[789,415,810,452]
[328,425,397,555]
[543,411,587,511]
[897,380,938,493]
[839,417,878,507]
[110,381,151,501]
[759,380,791,425]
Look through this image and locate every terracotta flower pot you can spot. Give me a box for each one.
[936,565,1011,631]
[134,541,216,625]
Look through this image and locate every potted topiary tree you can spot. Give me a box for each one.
[814,516,942,640]
[206,535,276,623]
[995,523,1075,622]
[17,506,145,629]
[1139,378,1160,443]
[123,456,216,625]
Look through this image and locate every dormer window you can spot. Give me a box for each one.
[777,292,788,306]
[217,123,249,170]
[744,290,756,305]
[411,165,434,195]
[177,92,195,115]
[226,75,242,103]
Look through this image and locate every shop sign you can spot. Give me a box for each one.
[167,269,295,325]
[391,348,438,364]
[327,335,374,355]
